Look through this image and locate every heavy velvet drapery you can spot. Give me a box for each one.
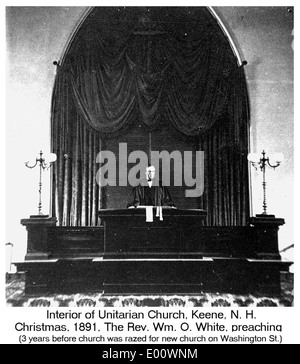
[51,7,250,226]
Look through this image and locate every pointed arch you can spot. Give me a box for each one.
[208,7,243,66]
[59,7,244,68]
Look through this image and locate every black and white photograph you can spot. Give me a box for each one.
[2,1,299,347]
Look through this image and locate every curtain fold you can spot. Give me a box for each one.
[197,110,249,226]
[50,7,250,226]
[58,8,241,137]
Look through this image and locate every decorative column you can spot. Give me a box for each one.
[249,214,285,260]
[21,215,57,260]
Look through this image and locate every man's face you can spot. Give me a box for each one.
[146,166,155,181]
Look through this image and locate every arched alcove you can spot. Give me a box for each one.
[50,6,250,226]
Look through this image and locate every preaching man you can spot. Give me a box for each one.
[127,165,176,211]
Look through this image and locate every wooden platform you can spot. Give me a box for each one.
[14,257,292,296]
[14,210,293,296]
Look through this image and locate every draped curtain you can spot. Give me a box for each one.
[50,7,250,226]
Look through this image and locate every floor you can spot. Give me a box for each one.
[5,271,294,307]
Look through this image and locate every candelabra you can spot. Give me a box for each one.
[25,151,57,215]
[248,150,284,215]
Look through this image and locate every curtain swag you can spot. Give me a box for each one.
[53,8,247,139]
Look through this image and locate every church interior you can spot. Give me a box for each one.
[5,6,294,307]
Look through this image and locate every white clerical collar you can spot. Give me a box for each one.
[148,181,153,188]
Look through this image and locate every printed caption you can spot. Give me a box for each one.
[13,308,283,345]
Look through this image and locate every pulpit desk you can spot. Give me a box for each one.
[97,207,207,258]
